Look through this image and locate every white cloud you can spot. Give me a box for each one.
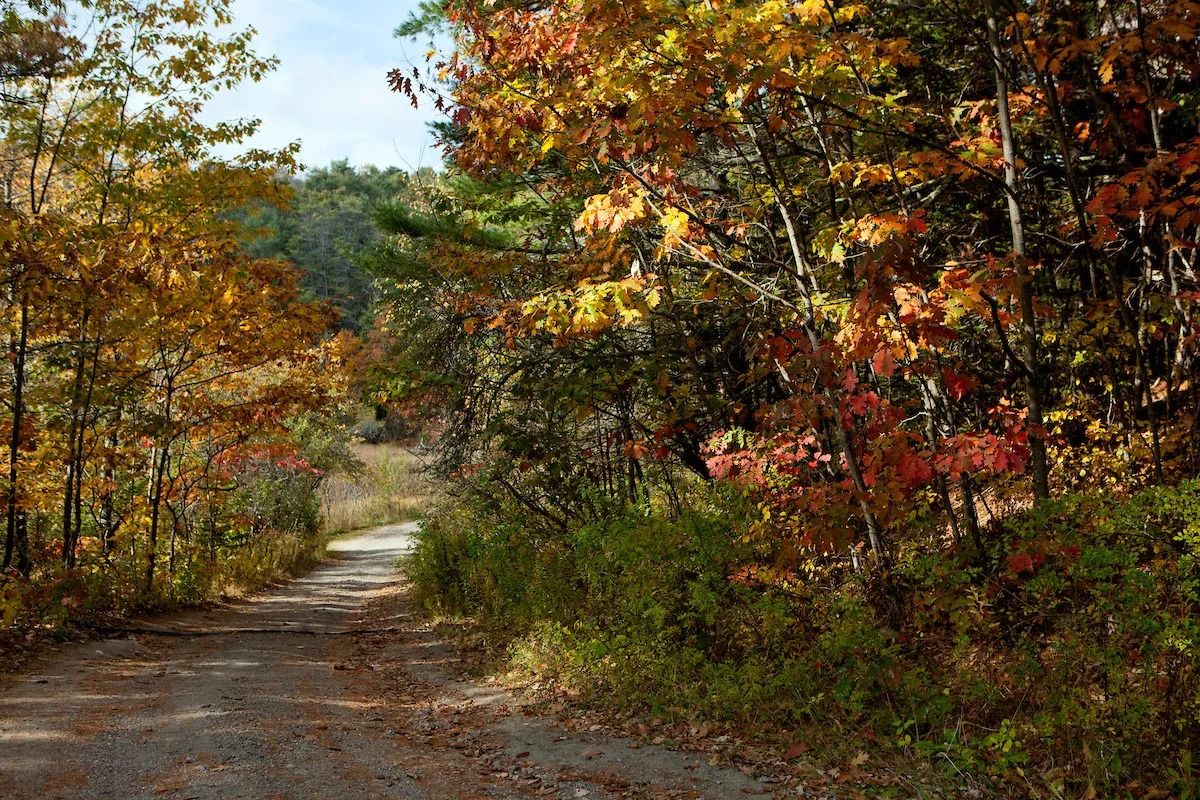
[201,0,445,171]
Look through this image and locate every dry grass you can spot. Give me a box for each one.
[211,535,331,600]
[321,444,433,534]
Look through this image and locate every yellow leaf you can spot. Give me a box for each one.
[660,206,690,245]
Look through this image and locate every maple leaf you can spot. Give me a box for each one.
[943,370,976,401]
[623,440,650,459]
[706,454,735,479]
[897,452,933,486]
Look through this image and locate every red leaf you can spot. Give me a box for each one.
[872,348,898,378]
[943,369,976,401]
[706,454,735,479]
[898,452,933,486]
[1008,551,1036,575]
[783,741,810,760]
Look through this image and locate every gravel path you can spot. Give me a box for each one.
[0,524,768,800]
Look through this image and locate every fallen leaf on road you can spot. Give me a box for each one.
[783,741,809,760]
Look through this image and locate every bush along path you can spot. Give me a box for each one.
[0,524,778,800]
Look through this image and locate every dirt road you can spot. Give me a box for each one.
[0,525,768,799]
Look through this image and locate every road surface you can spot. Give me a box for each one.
[0,524,767,799]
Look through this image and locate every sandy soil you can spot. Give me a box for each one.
[0,524,769,800]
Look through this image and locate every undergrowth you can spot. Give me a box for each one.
[0,436,429,671]
[0,529,331,672]
[410,482,1200,798]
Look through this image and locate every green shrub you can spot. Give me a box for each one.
[409,491,914,726]
[410,481,1200,797]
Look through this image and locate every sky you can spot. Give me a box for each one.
[201,0,446,172]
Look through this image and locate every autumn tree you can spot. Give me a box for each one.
[383,0,1200,570]
[374,2,1200,792]
[0,1,343,609]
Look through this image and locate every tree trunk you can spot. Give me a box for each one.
[986,0,1051,501]
[100,388,123,558]
[145,441,170,595]
[4,298,30,575]
[60,335,83,565]
[145,376,175,595]
[69,337,102,564]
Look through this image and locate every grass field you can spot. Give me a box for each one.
[320,444,433,534]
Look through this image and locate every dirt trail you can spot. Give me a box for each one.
[0,524,769,800]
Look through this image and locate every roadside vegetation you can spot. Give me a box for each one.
[0,2,413,665]
[375,2,1200,797]
[411,484,1200,796]
[0,1,340,651]
[321,443,432,534]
